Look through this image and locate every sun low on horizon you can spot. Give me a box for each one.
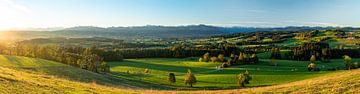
[1,0,360,94]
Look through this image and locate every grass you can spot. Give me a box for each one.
[0,55,175,91]
[107,58,347,90]
[154,69,360,94]
[0,55,133,93]
[0,54,358,93]
[0,66,129,94]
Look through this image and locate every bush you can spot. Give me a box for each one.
[307,63,316,71]
[144,68,150,73]
[168,73,176,84]
[198,57,203,62]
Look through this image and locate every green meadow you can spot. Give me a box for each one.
[107,58,349,89]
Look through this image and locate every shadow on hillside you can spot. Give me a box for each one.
[109,60,212,73]
[108,72,178,90]
[2,55,23,66]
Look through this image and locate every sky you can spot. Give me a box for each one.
[0,0,360,30]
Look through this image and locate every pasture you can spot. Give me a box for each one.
[107,58,349,89]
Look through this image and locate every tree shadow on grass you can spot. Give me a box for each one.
[109,60,213,73]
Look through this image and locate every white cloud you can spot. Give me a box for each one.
[0,0,30,13]
[282,21,341,27]
[303,22,340,27]
[215,21,285,27]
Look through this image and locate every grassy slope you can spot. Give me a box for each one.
[0,55,359,93]
[0,55,175,93]
[0,55,178,89]
[0,55,136,87]
[0,66,130,94]
[0,55,139,93]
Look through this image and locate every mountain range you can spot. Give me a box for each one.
[2,25,359,40]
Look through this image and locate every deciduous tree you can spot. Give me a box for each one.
[184,69,196,87]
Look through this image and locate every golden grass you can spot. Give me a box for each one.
[0,66,133,94]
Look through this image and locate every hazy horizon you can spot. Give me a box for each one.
[1,0,360,30]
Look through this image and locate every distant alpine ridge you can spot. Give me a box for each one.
[4,24,359,39]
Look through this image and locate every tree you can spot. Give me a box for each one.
[203,52,210,62]
[237,70,252,87]
[250,54,258,64]
[343,55,352,70]
[210,56,218,63]
[310,55,316,63]
[321,48,330,62]
[184,69,196,87]
[270,48,281,59]
[168,73,176,84]
[238,52,245,63]
[218,54,225,62]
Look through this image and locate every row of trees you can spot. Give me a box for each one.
[168,69,252,87]
[289,42,331,61]
[227,52,259,66]
[307,55,359,71]
[102,47,223,60]
[198,52,259,68]
[0,43,109,73]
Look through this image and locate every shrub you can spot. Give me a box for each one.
[307,63,316,71]
[198,57,203,62]
[144,68,150,73]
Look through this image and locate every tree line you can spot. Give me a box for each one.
[0,43,109,73]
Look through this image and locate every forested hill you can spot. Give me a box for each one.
[7,25,223,40]
[55,25,224,38]
[2,25,359,40]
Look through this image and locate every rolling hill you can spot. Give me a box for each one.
[0,54,359,93]
[0,54,135,93]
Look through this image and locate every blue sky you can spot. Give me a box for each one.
[0,0,359,29]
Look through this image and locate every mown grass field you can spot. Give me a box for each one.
[108,57,350,90]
